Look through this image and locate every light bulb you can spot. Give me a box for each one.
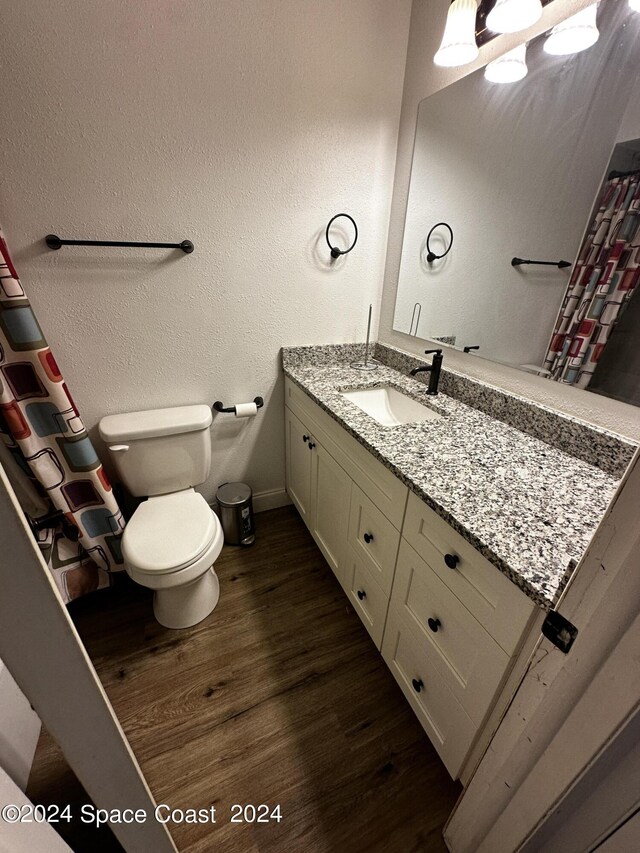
[484,43,528,83]
[486,0,543,34]
[434,0,479,68]
[544,4,599,56]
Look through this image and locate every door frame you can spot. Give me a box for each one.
[445,449,640,852]
[0,464,177,853]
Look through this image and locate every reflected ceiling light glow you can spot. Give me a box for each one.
[486,0,543,34]
[630,0,640,12]
[434,0,479,67]
[484,43,529,83]
[543,4,600,55]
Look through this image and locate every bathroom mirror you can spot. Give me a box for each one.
[393,1,640,407]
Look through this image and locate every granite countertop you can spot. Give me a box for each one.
[282,344,626,610]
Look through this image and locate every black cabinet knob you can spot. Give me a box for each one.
[357,589,366,601]
[427,617,441,633]
[363,532,374,544]
[444,553,459,569]
[302,434,309,443]
[308,441,316,450]
[411,678,424,693]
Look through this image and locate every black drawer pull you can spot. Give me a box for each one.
[308,441,316,450]
[412,678,424,693]
[363,532,374,544]
[357,589,366,601]
[427,617,441,633]
[302,434,309,443]
[444,553,459,569]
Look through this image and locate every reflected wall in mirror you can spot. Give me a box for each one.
[394,0,640,407]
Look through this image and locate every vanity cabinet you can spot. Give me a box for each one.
[285,379,407,604]
[284,378,536,778]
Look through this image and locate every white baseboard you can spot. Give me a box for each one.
[252,488,292,513]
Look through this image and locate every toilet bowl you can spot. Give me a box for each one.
[99,403,224,629]
[122,489,224,629]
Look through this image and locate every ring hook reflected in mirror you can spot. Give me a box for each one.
[426,222,454,263]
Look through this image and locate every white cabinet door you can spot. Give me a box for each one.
[310,438,352,586]
[285,407,312,524]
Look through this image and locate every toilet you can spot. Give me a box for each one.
[99,405,224,629]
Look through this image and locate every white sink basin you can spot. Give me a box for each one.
[340,385,443,427]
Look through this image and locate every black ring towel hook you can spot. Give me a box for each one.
[326,214,358,259]
[426,222,453,263]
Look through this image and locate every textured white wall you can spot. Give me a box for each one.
[379,0,640,442]
[0,0,411,502]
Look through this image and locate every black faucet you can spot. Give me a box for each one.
[409,349,443,395]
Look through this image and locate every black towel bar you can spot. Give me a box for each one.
[512,257,571,269]
[45,234,194,253]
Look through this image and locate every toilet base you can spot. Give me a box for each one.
[153,567,220,629]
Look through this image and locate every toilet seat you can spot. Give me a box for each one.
[123,489,219,574]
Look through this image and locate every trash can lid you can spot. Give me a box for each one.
[216,482,252,507]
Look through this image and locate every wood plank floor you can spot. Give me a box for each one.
[27,506,461,852]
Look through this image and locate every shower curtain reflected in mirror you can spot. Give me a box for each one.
[544,172,640,390]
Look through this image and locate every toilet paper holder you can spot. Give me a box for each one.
[213,396,264,415]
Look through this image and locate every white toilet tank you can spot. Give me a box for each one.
[99,405,213,497]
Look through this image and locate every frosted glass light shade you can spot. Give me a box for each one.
[544,4,599,56]
[486,0,543,34]
[484,44,528,83]
[434,0,479,68]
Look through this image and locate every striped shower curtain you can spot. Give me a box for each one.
[0,228,124,602]
[544,173,640,387]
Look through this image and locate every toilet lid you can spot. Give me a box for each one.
[123,491,218,574]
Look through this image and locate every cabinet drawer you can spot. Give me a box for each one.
[403,492,534,654]
[345,549,389,649]
[285,378,408,528]
[392,541,509,725]
[382,606,476,778]
[348,484,400,596]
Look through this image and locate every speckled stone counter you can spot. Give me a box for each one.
[282,343,631,610]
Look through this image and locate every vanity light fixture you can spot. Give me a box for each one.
[543,3,599,55]
[434,0,479,67]
[486,0,542,34]
[484,43,529,83]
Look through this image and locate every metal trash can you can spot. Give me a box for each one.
[216,482,255,546]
